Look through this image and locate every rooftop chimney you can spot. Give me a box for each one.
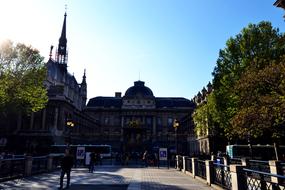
[115,92,121,98]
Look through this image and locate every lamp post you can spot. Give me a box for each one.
[173,119,179,155]
[66,118,74,145]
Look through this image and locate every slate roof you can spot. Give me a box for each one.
[125,81,154,97]
[155,97,194,108]
[87,97,122,108]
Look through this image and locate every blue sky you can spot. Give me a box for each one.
[0,0,285,100]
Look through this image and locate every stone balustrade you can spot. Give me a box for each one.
[176,155,285,190]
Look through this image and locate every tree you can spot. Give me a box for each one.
[230,60,285,140]
[193,92,220,137]
[0,40,48,115]
[211,21,285,141]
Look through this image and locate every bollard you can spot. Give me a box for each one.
[205,160,213,185]
[47,155,53,171]
[241,158,248,166]
[25,156,33,176]
[182,156,187,173]
[192,157,198,177]
[230,165,246,190]
[269,160,282,184]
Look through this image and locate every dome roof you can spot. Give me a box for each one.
[124,81,154,97]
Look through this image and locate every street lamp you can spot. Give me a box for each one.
[66,118,74,145]
[173,119,179,155]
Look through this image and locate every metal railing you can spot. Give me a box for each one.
[243,168,285,190]
[51,155,63,170]
[185,157,192,173]
[197,160,206,179]
[0,158,25,182]
[230,158,242,165]
[213,163,232,190]
[177,155,183,170]
[0,154,63,182]
[31,156,48,175]
[281,162,285,176]
[248,160,270,173]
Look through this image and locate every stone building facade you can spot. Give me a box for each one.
[85,80,195,154]
[0,12,98,155]
[192,82,226,155]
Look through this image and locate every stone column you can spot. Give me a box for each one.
[211,154,216,161]
[47,155,53,171]
[152,116,156,142]
[192,157,198,177]
[241,158,248,166]
[182,156,187,173]
[223,156,229,171]
[230,165,246,190]
[25,156,33,176]
[269,160,282,184]
[176,155,179,170]
[205,160,213,185]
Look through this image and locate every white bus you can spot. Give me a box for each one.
[50,144,112,158]
[226,144,285,160]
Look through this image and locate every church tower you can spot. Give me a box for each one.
[80,69,87,109]
[56,12,68,65]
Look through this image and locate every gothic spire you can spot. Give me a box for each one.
[57,12,67,64]
[82,69,87,84]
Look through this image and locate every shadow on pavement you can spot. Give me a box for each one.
[68,184,128,190]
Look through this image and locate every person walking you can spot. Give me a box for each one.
[142,150,148,167]
[59,149,74,189]
[89,152,95,173]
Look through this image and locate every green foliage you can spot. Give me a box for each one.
[193,93,220,137]
[230,60,285,139]
[211,21,285,141]
[0,40,48,114]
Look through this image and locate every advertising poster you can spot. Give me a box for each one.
[159,148,168,161]
[76,146,85,160]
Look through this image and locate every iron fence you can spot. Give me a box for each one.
[243,168,285,190]
[31,156,48,175]
[281,162,285,176]
[213,163,232,190]
[185,157,192,173]
[0,158,25,182]
[281,162,285,185]
[248,160,270,173]
[230,158,242,165]
[51,154,63,170]
[177,155,183,170]
[197,160,206,179]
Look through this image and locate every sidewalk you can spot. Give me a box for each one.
[0,166,214,190]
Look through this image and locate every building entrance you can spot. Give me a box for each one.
[123,128,146,153]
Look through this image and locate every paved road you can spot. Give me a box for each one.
[0,166,214,190]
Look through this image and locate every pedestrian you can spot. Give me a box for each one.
[59,149,74,189]
[142,150,148,167]
[89,152,95,173]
